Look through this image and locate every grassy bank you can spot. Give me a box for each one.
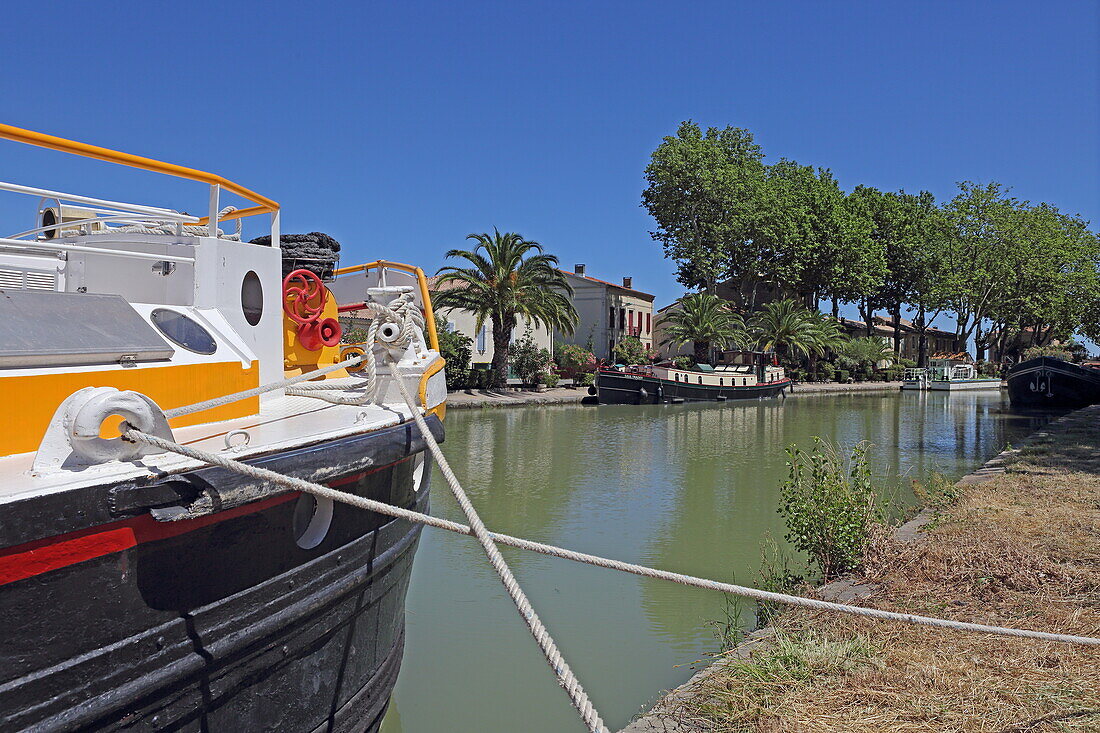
[664,409,1100,732]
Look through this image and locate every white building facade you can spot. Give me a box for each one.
[557,265,655,360]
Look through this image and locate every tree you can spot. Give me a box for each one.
[642,121,766,291]
[434,230,577,388]
[656,292,748,364]
[941,182,1020,352]
[750,299,845,364]
[836,336,894,377]
[752,161,883,312]
[434,314,472,390]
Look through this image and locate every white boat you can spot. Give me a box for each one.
[902,357,1001,391]
[0,124,446,732]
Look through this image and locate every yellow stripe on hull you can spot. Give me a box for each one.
[5,361,260,456]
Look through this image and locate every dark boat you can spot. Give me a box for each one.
[594,350,791,405]
[0,125,448,732]
[1006,356,1100,408]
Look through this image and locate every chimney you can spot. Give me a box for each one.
[575,264,586,276]
[622,276,632,289]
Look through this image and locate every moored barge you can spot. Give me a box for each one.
[594,350,790,404]
[0,125,445,731]
[1006,355,1100,408]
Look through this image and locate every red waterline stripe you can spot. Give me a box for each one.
[0,457,415,586]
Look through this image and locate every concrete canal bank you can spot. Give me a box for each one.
[447,381,906,410]
[622,405,1100,732]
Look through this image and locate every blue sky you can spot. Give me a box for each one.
[1,1,1097,322]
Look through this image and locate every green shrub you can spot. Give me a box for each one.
[435,315,472,389]
[912,471,960,515]
[835,369,850,383]
[576,372,596,387]
[1022,345,1072,361]
[509,329,553,385]
[543,371,560,388]
[341,326,370,345]
[555,344,596,376]
[755,539,803,628]
[672,355,695,370]
[779,439,883,581]
[612,336,648,365]
[470,363,492,389]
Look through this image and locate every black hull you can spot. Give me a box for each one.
[0,417,443,733]
[1006,357,1100,409]
[595,371,790,405]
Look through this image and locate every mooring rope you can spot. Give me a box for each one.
[119,299,1100,731]
[385,359,609,732]
[117,424,1100,652]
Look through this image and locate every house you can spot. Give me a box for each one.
[839,316,956,361]
[556,265,655,360]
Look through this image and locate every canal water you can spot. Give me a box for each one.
[381,390,1045,732]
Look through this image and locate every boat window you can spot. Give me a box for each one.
[241,270,263,326]
[719,378,723,386]
[698,376,702,384]
[150,309,217,355]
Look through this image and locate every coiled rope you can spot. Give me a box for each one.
[124,206,241,239]
[285,291,425,406]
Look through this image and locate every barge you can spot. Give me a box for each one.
[0,125,445,731]
[1006,356,1100,408]
[594,351,790,404]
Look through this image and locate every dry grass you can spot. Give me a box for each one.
[670,412,1100,733]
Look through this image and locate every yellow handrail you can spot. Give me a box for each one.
[335,260,439,352]
[0,123,278,215]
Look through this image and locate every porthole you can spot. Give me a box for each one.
[292,494,334,549]
[150,309,217,354]
[241,270,263,326]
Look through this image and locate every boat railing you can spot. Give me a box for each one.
[0,123,280,249]
[334,261,440,353]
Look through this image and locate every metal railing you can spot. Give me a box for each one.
[334,261,440,353]
[0,122,280,245]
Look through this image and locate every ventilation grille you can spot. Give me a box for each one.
[0,267,57,291]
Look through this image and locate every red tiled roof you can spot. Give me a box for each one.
[559,269,655,300]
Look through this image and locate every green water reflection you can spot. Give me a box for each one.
[382,391,1045,732]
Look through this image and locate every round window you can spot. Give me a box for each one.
[150,309,218,355]
[241,271,263,326]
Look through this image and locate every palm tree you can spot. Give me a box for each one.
[434,230,577,388]
[657,292,748,364]
[837,336,894,374]
[750,299,842,362]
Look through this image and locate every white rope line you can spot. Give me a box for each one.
[163,354,365,419]
[385,359,609,733]
[118,426,1100,651]
[164,291,426,418]
[83,205,242,240]
[285,292,425,407]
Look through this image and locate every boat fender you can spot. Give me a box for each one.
[638,387,648,404]
[587,386,597,396]
[656,385,664,400]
